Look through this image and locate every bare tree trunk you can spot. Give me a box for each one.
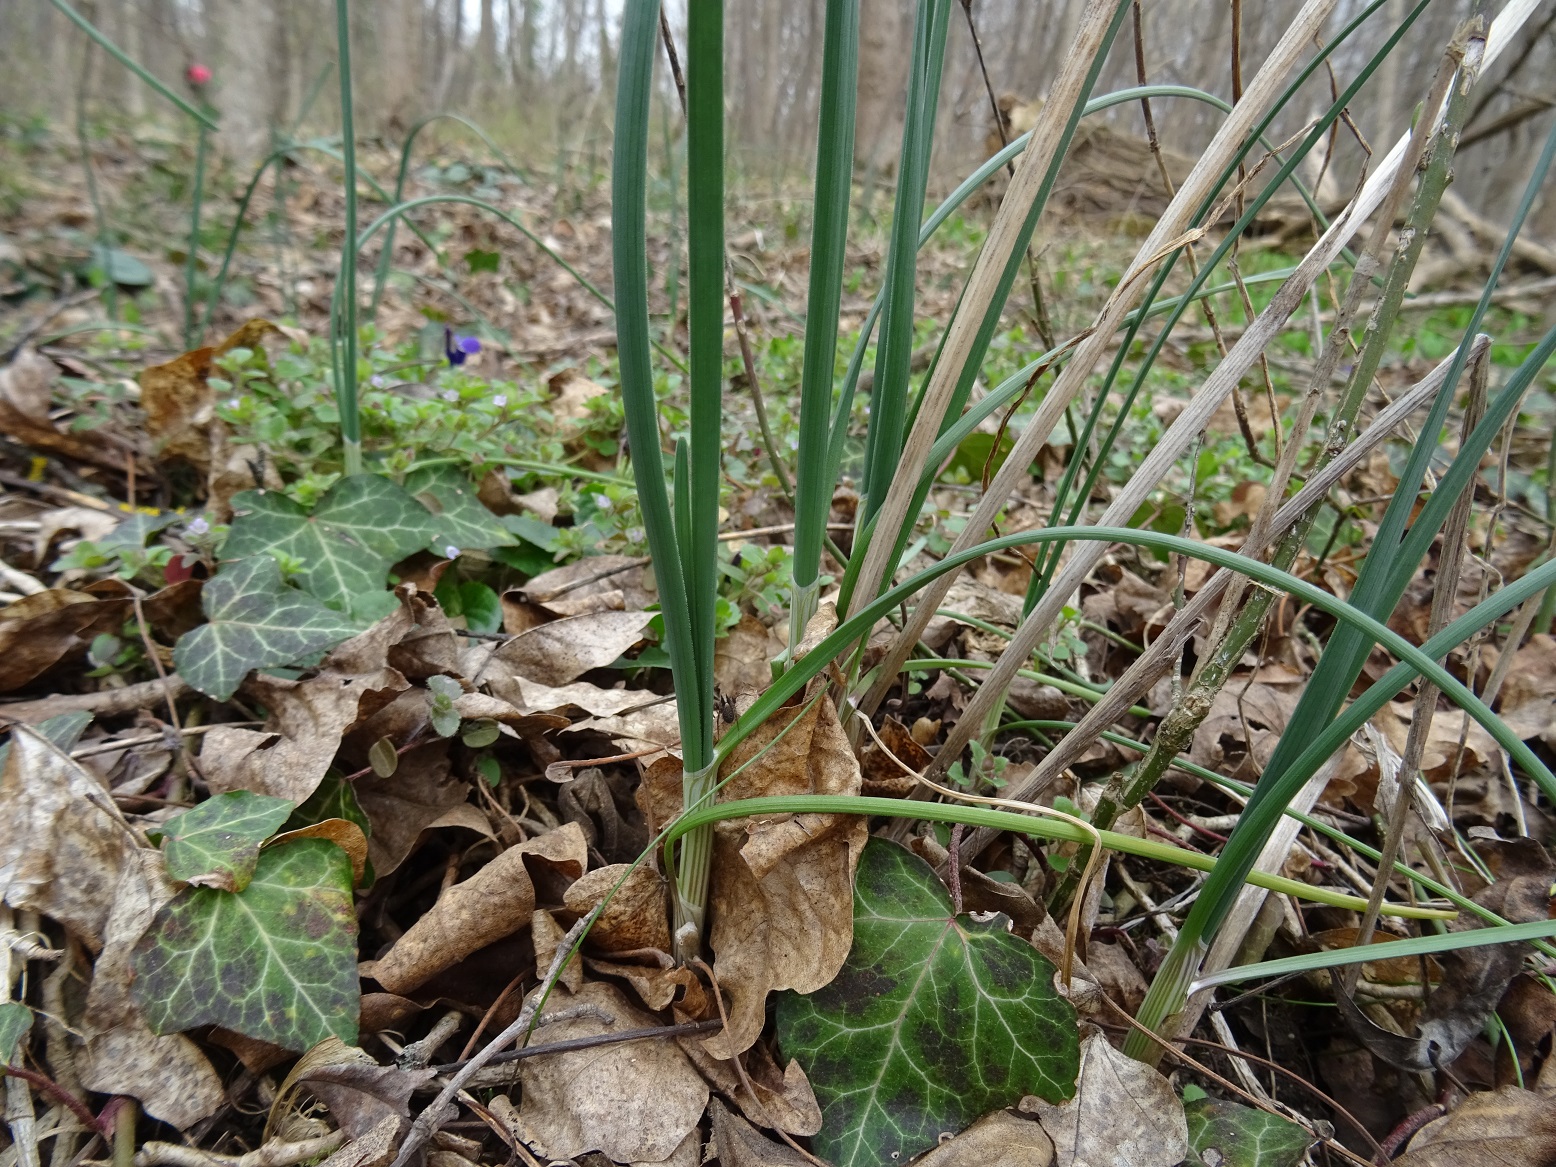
[855,0,909,174]
[213,0,279,163]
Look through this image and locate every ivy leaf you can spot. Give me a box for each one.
[775,838,1079,1167]
[172,555,359,701]
[224,475,435,610]
[1185,1096,1311,1167]
[405,465,515,555]
[152,790,294,892]
[131,838,358,1051]
[0,1002,32,1067]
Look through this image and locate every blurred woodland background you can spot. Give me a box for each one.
[2,0,1554,233]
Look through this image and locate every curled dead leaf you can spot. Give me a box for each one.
[360,822,586,994]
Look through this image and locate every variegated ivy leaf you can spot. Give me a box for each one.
[1185,1094,1311,1167]
[131,838,358,1051]
[224,474,435,610]
[172,555,359,700]
[0,1002,32,1067]
[776,838,1079,1167]
[151,790,294,892]
[404,464,515,555]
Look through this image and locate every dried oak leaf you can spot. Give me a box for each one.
[139,320,279,469]
[515,980,709,1164]
[1396,1086,1556,1165]
[360,821,586,995]
[1024,1027,1187,1167]
[714,613,783,698]
[77,845,225,1128]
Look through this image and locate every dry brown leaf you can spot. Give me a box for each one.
[532,908,585,993]
[0,584,134,692]
[915,1110,1056,1167]
[1397,1086,1556,1165]
[0,724,135,945]
[0,730,222,1127]
[282,1037,436,1141]
[860,715,931,796]
[77,838,224,1127]
[515,980,709,1164]
[316,1116,401,1167]
[709,1099,813,1167]
[1497,634,1556,747]
[360,822,586,994]
[565,701,682,762]
[1,347,136,471]
[714,613,783,697]
[139,320,279,469]
[352,743,467,877]
[1024,1027,1186,1167]
[548,367,612,433]
[703,690,866,1059]
[485,675,646,717]
[521,554,654,610]
[1189,669,1304,779]
[1376,700,1498,783]
[495,609,653,686]
[564,863,672,954]
[680,1037,821,1137]
[201,665,407,803]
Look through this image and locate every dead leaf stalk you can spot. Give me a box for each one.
[131,1133,346,1167]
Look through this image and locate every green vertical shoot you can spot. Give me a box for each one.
[858,0,952,521]
[334,0,363,475]
[790,0,860,652]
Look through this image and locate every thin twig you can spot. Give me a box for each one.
[391,906,602,1167]
[132,1134,345,1167]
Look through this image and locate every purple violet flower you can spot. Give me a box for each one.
[444,327,482,366]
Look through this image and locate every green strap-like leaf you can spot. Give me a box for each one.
[131,838,359,1051]
[224,474,435,610]
[776,838,1078,1167]
[172,555,360,701]
[1185,1096,1311,1167]
[154,790,295,892]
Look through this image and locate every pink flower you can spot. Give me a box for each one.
[186,63,212,86]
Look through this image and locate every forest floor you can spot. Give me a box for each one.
[2,113,1556,1167]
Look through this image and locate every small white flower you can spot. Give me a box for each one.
[444,545,460,559]
[370,374,386,388]
[442,390,459,403]
[227,398,240,410]
[492,394,507,407]
[187,516,210,536]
